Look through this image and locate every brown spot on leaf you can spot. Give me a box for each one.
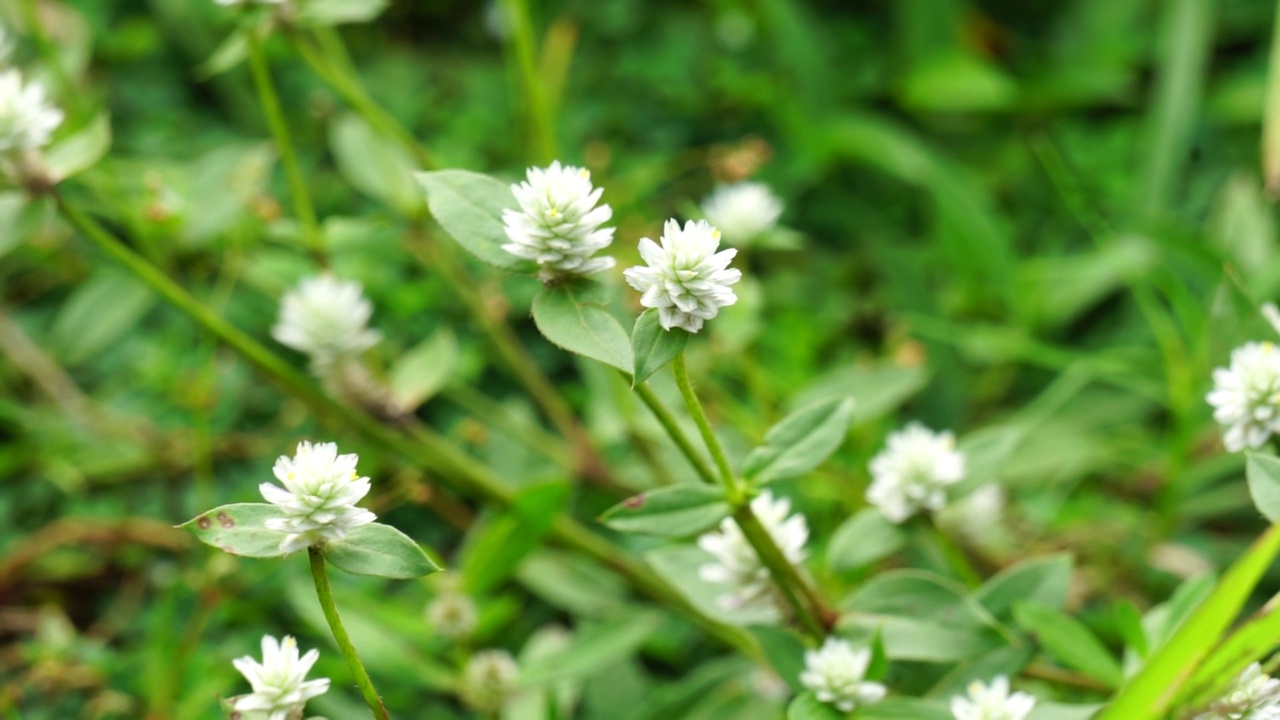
[624,494,646,509]
[196,515,213,530]
[217,511,234,528]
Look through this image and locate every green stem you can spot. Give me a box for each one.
[500,0,555,162]
[287,29,434,168]
[309,548,389,720]
[632,380,718,485]
[671,354,739,498]
[55,193,758,659]
[245,30,326,266]
[668,353,833,638]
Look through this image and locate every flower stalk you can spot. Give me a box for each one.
[308,547,389,720]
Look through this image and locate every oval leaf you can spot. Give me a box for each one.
[330,112,421,216]
[1246,452,1280,522]
[631,308,688,383]
[827,508,906,572]
[46,112,111,182]
[388,328,458,410]
[416,169,531,271]
[742,397,856,483]
[599,484,731,537]
[531,284,633,373]
[179,503,288,558]
[325,522,441,579]
[1013,600,1123,688]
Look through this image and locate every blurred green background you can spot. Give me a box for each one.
[5,0,1280,716]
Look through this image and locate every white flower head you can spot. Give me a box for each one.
[426,590,478,641]
[0,69,62,154]
[623,219,742,333]
[272,274,381,371]
[501,160,616,282]
[700,182,783,246]
[1195,663,1280,719]
[231,635,330,720]
[867,422,966,524]
[799,638,886,713]
[697,490,808,615]
[950,676,1036,720]
[938,484,1005,545]
[459,649,520,713]
[260,441,377,554]
[1207,341,1280,452]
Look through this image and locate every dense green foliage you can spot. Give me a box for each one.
[7,0,1280,718]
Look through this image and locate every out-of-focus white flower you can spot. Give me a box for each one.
[501,161,616,282]
[0,69,62,153]
[799,638,886,713]
[260,441,377,554]
[700,182,782,246]
[231,635,329,720]
[623,219,742,333]
[426,589,478,641]
[459,649,519,713]
[698,491,808,614]
[866,422,966,524]
[1195,663,1280,719]
[950,676,1036,720]
[938,484,1004,546]
[1207,341,1280,452]
[272,274,381,371]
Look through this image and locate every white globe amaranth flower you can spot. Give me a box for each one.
[459,649,520,713]
[231,635,330,720]
[1207,341,1280,452]
[426,590,478,641]
[950,676,1036,720]
[259,441,377,554]
[698,491,808,614]
[0,69,62,154]
[799,637,886,713]
[1195,663,1280,720]
[623,219,742,333]
[866,422,966,524]
[501,160,616,281]
[700,182,783,246]
[272,274,381,370]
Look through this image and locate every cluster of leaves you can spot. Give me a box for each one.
[6,0,1280,718]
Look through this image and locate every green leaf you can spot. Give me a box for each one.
[416,169,530,271]
[531,284,634,373]
[388,329,458,410]
[52,269,155,365]
[1097,524,1280,720]
[518,611,664,688]
[827,508,906,572]
[631,308,688,383]
[974,554,1073,622]
[1177,600,1280,709]
[1246,452,1280,521]
[463,482,569,594]
[791,362,928,423]
[599,484,730,537]
[852,699,952,719]
[325,522,440,579]
[749,625,808,693]
[742,397,856,483]
[197,32,247,79]
[330,112,422,217]
[0,193,51,260]
[179,503,288,558]
[1013,600,1123,688]
[297,0,387,25]
[46,112,111,181]
[787,693,845,720]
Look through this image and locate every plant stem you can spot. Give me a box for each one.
[245,30,326,266]
[56,193,758,659]
[668,353,833,638]
[286,29,434,168]
[308,548,389,720]
[500,0,556,162]
[671,354,740,499]
[632,379,718,485]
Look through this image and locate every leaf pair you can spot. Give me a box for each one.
[181,503,438,579]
